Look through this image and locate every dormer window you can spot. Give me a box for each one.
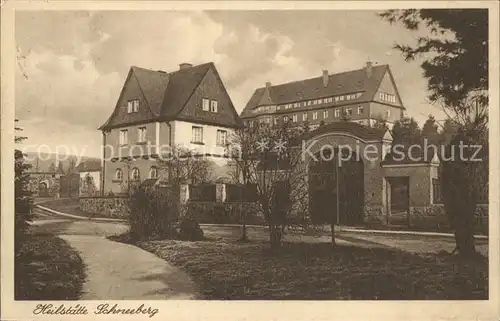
[202,98,218,113]
[210,100,218,112]
[127,99,139,113]
[202,98,210,111]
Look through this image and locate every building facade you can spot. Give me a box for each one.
[99,62,242,194]
[240,62,405,130]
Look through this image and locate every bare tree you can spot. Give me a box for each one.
[228,121,309,249]
[156,145,212,185]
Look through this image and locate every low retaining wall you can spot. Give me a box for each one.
[79,196,130,218]
[363,203,488,234]
[408,204,488,234]
[183,201,265,225]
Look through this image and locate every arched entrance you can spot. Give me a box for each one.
[38,181,49,197]
[308,148,364,226]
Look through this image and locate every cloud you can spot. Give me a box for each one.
[15,10,446,157]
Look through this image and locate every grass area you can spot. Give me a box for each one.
[138,239,488,300]
[15,231,85,300]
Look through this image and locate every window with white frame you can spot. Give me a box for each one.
[202,98,210,111]
[312,112,318,120]
[115,168,123,180]
[283,115,289,122]
[149,166,158,179]
[217,129,227,146]
[127,99,139,113]
[119,129,128,145]
[302,112,308,121]
[345,108,353,116]
[192,126,203,143]
[137,127,147,143]
[334,109,340,118]
[292,114,298,122]
[339,95,344,101]
[131,167,140,181]
[210,100,218,113]
[334,96,340,102]
[323,110,328,118]
[357,106,364,115]
[328,97,333,103]
[274,117,279,125]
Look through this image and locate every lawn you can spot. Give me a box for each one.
[138,238,488,300]
[15,231,86,300]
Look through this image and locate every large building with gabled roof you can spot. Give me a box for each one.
[99,62,242,194]
[240,62,405,130]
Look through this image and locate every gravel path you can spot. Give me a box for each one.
[59,234,198,300]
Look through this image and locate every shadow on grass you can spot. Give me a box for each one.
[15,233,86,300]
[136,239,488,300]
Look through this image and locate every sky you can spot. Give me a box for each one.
[15,10,446,158]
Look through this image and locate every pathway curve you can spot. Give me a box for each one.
[59,234,198,300]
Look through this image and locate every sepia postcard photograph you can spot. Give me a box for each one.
[1,1,499,320]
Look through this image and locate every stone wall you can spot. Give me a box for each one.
[183,201,265,225]
[409,204,489,234]
[79,196,130,218]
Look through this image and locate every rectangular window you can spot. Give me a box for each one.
[274,117,279,125]
[432,179,443,204]
[210,100,218,113]
[127,99,139,113]
[292,114,297,122]
[345,95,350,101]
[339,95,344,101]
[302,112,308,121]
[379,92,384,100]
[283,115,289,122]
[334,96,339,102]
[312,112,318,120]
[119,129,128,145]
[346,108,353,116]
[334,109,340,118]
[323,98,328,104]
[328,97,333,103]
[192,126,203,144]
[357,106,364,115]
[216,129,227,146]
[323,110,328,118]
[386,109,391,118]
[137,127,147,143]
[202,98,210,111]
[308,101,312,106]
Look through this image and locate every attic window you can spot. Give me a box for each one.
[127,99,139,113]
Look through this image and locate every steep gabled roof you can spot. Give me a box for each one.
[132,66,170,116]
[100,62,239,130]
[160,63,212,118]
[241,64,401,118]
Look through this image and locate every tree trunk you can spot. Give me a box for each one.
[269,225,282,249]
[238,223,249,242]
[330,222,336,247]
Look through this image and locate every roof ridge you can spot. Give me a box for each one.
[262,64,389,90]
[131,62,213,75]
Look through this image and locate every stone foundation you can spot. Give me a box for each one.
[79,196,130,218]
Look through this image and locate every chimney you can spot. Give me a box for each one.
[322,70,329,87]
[179,63,193,70]
[265,81,271,88]
[365,61,373,78]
